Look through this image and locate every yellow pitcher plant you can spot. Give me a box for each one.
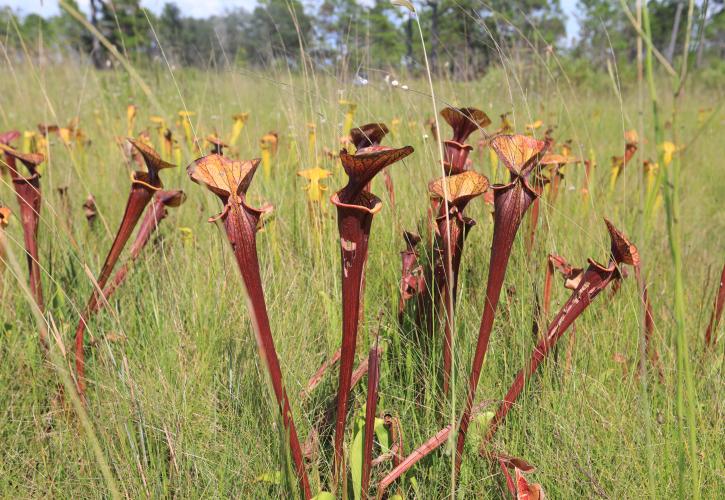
[260,132,278,179]
[339,99,357,137]
[126,104,137,136]
[178,110,196,149]
[307,122,317,165]
[297,166,332,205]
[229,112,249,147]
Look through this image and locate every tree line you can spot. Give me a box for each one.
[1,1,722,77]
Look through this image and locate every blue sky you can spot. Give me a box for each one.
[3,0,580,40]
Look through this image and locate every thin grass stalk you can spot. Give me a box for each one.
[188,154,311,498]
[361,339,381,498]
[642,1,700,495]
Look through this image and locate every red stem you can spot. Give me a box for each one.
[11,175,44,313]
[74,181,154,395]
[482,262,616,444]
[704,262,725,348]
[455,179,537,474]
[376,400,491,499]
[224,201,311,499]
[332,197,377,488]
[95,197,170,309]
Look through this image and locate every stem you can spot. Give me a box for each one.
[224,201,311,499]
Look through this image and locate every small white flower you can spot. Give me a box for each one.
[401,85,409,90]
[391,80,399,87]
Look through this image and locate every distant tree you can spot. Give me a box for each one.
[364,0,405,69]
[574,0,635,65]
[242,0,312,67]
[51,0,87,55]
[98,0,152,58]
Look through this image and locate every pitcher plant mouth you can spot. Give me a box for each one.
[187,153,311,499]
[350,122,389,150]
[455,133,549,475]
[74,138,176,396]
[336,146,413,204]
[331,139,413,490]
[440,107,491,175]
[1,143,46,328]
[428,170,489,396]
[480,219,639,446]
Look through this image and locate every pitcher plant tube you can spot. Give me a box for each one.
[440,107,491,175]
[331,143,413,488]
[0,144,46,315]
[480,219,639,445]
[361,339,381,498]
[428,170,489,396]
[187,153,311,499]
[74,139,175,395]
[704,261,724,348]
[455,133,550,474]
[96,190,186,310]
[398,231,425,322]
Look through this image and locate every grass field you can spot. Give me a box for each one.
[0,58,723,498]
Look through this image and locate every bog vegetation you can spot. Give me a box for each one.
[0,1,723,499]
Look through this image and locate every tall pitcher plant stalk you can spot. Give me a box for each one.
[455,134,549,474]
[187,154,311,499]
[74,139,175,395]
[1,142,46,324]
[331,143,413,489]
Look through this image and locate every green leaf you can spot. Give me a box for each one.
[350,416,365,500]
[254,470,282,484]
[468,411,495,445]
[311,493,336,500]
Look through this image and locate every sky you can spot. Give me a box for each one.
[2,0,581,40]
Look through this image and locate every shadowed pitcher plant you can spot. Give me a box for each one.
[74,139,176,395]
[455,134,550,474]
[187,153,311,499]
[0,143,46,320]
[428,170,489,396]
[480,219,639,444]
[331,143,413,488]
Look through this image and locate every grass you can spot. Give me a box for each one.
[0,59,723,498]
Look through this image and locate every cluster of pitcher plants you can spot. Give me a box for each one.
[1,101,722,499]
